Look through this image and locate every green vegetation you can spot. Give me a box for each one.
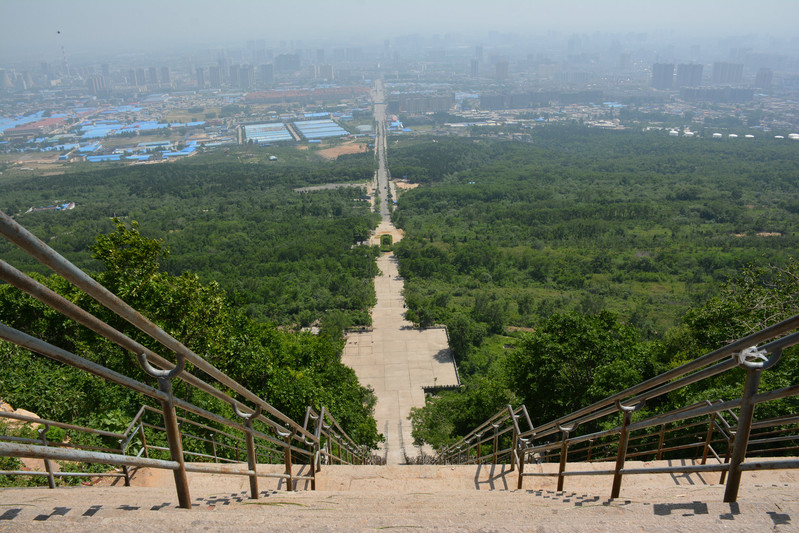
[0,150,379,330]
[0,219,382,475]
[380,234,393,252]
[390,129,799,337]
[390,129,799,448]
[3,128,798,460]
[0,150,385,485]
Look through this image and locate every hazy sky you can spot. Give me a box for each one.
[1,0,797,63]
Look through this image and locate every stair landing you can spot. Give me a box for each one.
[0,462,796,531]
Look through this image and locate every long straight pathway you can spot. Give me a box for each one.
[341,80,459,464]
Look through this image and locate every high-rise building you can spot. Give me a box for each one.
[217,55,230,81]
[713,62,743,85]
[87,75,108,97]
[316,64,334,80]
[160,66,170,85]
[209,66,221,88]
[148,67,158,85]
[754,68,773,89]
[239,65,254,89]
[475,45,483,61]
[495,61,509,81]
[651,63,674,89]
[470,59,479,78]
[675,64,703,87]
[127,69,145,86]
[259,64,274,85]
[229,65,240,88]
[195,67,205,89]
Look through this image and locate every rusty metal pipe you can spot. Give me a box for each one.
[0,441,179,469]
[0,323,167,402]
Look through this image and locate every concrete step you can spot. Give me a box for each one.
[0,461,796,531]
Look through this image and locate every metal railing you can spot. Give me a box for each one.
[304,407,381,468]
[0,409,131,487]
[0,210,376,507]
[438,313,799,502]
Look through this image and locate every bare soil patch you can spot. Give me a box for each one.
[317,142,368,160]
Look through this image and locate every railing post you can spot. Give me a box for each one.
[492,424,499,465]
[210,433,217,462]
[719,436,733,484]
[136,353,191,509]
[701,413,717,465]
[38,424,56,489]
[656,423,666,460]
[118,437,131,487]
[611,400,643,499]
[232,403,261,500]
[156,376,191,509]
[723,366,762,502]
[557,426,572,492]
[586,439,594,462]
[475,433,483,464]
[313,409,324,474]
[508,406,518,472]
[516,439,526,490]
[138,422,149,458]
[284,433,294,491]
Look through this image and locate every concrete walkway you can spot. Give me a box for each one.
[341,79,459,464]
[342,252,459,464]
[1,463,796,531]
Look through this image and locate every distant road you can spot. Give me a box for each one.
[342,79,459,464]
[294,182,368,193]
[372,80,391,220]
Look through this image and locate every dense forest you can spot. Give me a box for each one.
[0,148,379,330]
[0,219,383,485]
[1,129,798,464]
[390,128,799,337]
[0,148,384,484]
[387,128,799,448]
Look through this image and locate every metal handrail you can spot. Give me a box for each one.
[305,407,377,466]
[438,314,799,503]
[0,410,130,487]
[0,211,376,507]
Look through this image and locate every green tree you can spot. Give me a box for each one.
[507,311,653,424]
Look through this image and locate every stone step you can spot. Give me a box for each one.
[0,461,796,531]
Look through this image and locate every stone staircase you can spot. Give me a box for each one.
[1,462,796,531]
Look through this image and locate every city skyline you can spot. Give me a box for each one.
[1,0,798,64]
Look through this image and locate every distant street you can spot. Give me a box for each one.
[372,80,391,220]
[342,79,459,464]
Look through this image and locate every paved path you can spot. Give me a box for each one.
[1,463,796,531]
[342,79,459,464]
[342,253,458,463]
